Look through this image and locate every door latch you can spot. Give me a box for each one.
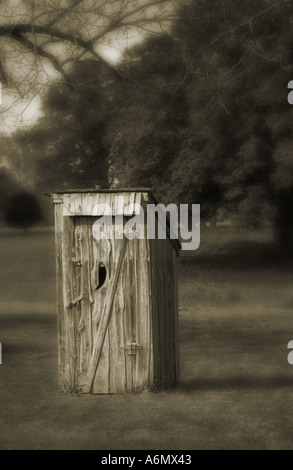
[121,343,142,356]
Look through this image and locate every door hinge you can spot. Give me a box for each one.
[66,295,83,309]
[121,343,142,356]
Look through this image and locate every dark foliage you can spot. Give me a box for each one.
[5,191,42,230]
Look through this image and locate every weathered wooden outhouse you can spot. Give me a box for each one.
[52,189,180,394]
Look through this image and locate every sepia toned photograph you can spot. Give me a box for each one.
[1,0,293,451]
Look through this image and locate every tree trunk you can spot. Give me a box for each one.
[274,197,293,256]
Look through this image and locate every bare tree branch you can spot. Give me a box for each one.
[0,0,175,94]
[11,32,69,82]
[45,0,84,28]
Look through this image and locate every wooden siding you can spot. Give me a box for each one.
[53,190,179,394]
[52,192,144,216]
[149,236,179,389]
[54,213,153,393]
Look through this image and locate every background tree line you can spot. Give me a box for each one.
[1,0,293,253]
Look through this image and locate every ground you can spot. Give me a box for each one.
[1,226,293,450]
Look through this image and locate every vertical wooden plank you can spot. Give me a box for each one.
[54,202,66,389]
[84,193,91,215]
[158,239,166,388]
[173,249,180,384]
[91,221,112,394]
[99,193,106,216]
[76,218,94,390]
[74,217,82,386]
[70,217,80,388]
[76,193,82,214]
[108,234,127,393]
[134,235,141,390]
[123,239,134,392]
[143,233,152,389]
[173,245,179,385]
[150,237,160,389]
[134,226,151,391]
[130,238,137,390]
[163,240,170,387]
[127,240,135,392]
[167,240,175,387]
[62,215,75,389]
[71,218,82,386]
[108,273,127,393]
[134,235,140,390]
[150,237,156,388]
[170,240,176,386]
[146,236,154,388]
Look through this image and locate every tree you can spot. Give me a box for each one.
[107,0,293,253]
[17,60,116,192]
[2,0,293,254]
[5,191,42,230]
[0,0,177,115]
[0,167,22,223]
[0,132,38,189]
[107,34,189,202]
[169,0,293,250]
[3,41,188,195]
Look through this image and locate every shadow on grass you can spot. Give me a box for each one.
[180,234,293,272]
[178,375,293,392]
[0,313,55,325]
[0,313,56,355]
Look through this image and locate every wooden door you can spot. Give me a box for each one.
[65,216,152,393]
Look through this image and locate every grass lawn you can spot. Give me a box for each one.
[1,226,293,450]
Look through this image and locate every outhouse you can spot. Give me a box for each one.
[52,189,180,394]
